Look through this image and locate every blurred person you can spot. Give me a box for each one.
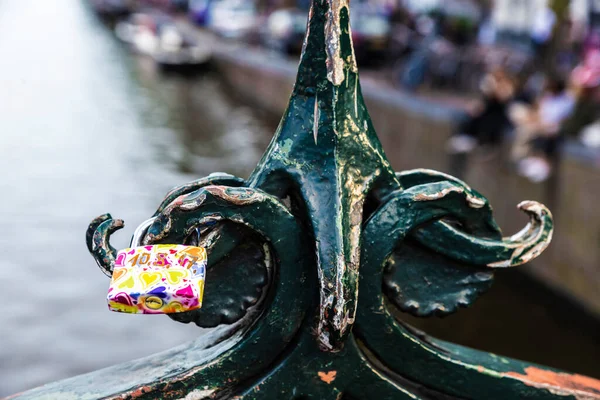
[398,11,445,90]
[568,0,589,53]
[554,18,581,77]
[583,29,600,60]
[514,63,600,182]
[513,77,575,182]
[477,15,496,46]
[446,67,516,154]
[563,64,600,147]
[445,16,475,47]
[388,3,418,59]
[390,3,415,30]
[530,3,556,61]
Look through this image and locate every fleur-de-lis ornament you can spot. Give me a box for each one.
[75,1,600,400]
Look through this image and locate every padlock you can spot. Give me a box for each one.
[106,218,206,314]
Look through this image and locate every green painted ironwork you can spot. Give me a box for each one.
[12,1,600,399]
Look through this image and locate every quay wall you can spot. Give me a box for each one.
[213,48,600,315]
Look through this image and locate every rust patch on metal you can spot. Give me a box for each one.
[318,370,337,384]
[122,385,153,399]
[505,367,600,399]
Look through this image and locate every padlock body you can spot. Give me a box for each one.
[107,245,206,314]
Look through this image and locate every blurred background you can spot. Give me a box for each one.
[1,0,599,396]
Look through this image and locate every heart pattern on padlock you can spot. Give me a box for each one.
[112,267,128,283]
[165,269,188,285]
[107,245,206,314]
[140,271,162,288]
[117,276,135,290]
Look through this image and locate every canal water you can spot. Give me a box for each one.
[1,0,599,397]
[0,0,271,396]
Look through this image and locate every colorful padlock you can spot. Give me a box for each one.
[107,219,206,314]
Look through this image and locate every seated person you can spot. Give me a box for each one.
[447,67,515,154]
[514,77,575,182]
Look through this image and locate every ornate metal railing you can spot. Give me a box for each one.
[11,1,600,399]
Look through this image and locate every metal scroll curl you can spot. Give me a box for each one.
[85,173,245,276]
[355,178,561,399]
[85,181,314,398]
[380,169,553,317]
[86,176,310,332]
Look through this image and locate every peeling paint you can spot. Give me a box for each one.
[505,367,600,399]
[353,78,358,117]
[177,388,217,400]
[413,186,484,208]
[324,0,356,85]
[413,187,464,202]
[300,6,313,57]
[313,94,320,145]
[487,201,553,268]
[89,217,124,276]
[465,195,485,208]
[179,193,208,210]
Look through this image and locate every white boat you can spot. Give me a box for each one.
[115,13,212,70]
